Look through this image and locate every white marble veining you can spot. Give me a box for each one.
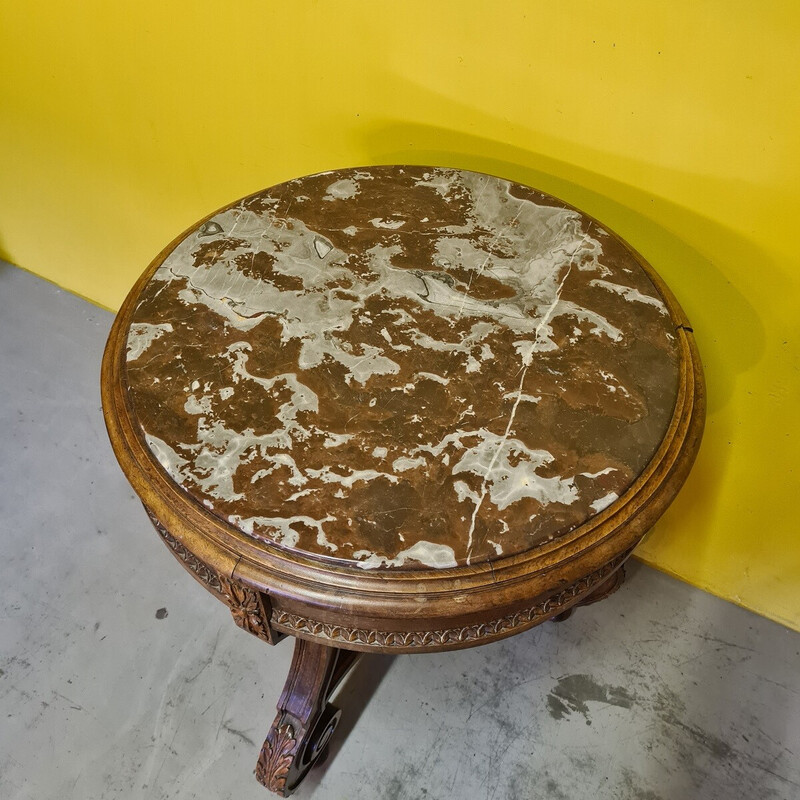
[125,167,679,568]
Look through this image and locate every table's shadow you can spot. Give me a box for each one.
[298,651,396,795]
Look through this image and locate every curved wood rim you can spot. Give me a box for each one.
[101,166,705,641]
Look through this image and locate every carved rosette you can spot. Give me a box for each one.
[255,719,298,796]
[146,503,629,652]
[145,505,278,645]
[219,575,277,644]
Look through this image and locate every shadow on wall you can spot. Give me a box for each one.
[358,120,767,564]
[0,232,14,267]
[358,120,765,416]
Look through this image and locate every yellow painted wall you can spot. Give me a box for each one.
[2,2,798,628]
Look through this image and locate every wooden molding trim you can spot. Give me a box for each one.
[271,553,628,652]
[150,496,629,652]
[147,506,281,645]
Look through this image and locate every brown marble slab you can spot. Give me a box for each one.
[123,166,680,571]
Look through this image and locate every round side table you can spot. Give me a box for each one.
[101,166,704,795]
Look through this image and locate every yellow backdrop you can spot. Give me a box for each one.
[2,1,798,629]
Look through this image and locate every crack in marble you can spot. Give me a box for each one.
[125,166,680,569]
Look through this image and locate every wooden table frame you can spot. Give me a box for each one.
[101,188,705,795]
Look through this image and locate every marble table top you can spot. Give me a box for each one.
[124,166,680,571]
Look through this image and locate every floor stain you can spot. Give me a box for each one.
[221,724,255,748]
[620,767,666,800]
[660,708,734,761]
[543,777,570,799]
[652,685,735,763]
[547,674,635,722]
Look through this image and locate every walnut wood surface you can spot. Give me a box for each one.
[255,639,357,795]
[101,166,705,655]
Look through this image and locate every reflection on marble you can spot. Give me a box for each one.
[125,167,680,569]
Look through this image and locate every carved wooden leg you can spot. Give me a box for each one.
[552,563,627,622]
[255,638,359,796]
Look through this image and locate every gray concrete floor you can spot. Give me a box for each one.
[1,260,798,800]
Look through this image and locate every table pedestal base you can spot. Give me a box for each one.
[255,638,359,796]
[255,562,627,795]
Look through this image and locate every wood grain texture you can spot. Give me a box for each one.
[255,639,356,796]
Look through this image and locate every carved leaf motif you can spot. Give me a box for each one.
[272,555,628,649]
[255,722,297,795]
[145,508,224,593]
[147,504,627,652]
